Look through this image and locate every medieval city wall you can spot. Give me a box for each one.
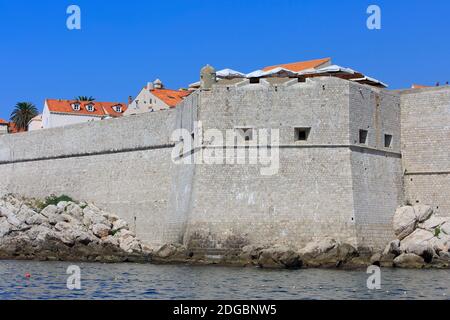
[348,83,403,249]
[0,77,427,252]
[400,86,450,216]
[0,110,178,247]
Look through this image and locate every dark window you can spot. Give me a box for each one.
[249,78,260,84]
[359,130,368,144]
[295,128,311,141]
[384,134,393,148]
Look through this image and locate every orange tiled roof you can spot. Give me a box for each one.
[46,99,128,117]
[411,84,431,89]
[0,119,8,125]
[8,122,26,134]
[150,89,191,108]
[263,57,331,72]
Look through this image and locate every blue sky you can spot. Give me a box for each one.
[0,0,449,120]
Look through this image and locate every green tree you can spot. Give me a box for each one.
[75,96,95,101]
[10,102,38,131]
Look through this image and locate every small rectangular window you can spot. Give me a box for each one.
[384,134,393,148]
[359,130,368,144]
[295,127,311,141]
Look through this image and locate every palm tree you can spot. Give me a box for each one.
[10,102,38,131]
[75,96,95,101]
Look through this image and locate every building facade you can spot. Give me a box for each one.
[0,119,8,135]
[125,79,191,115]
[0,66,448,253]
[42,99,127,129]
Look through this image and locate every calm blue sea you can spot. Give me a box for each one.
[0,260,449,300]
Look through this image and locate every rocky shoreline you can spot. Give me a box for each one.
[1,194,450,269]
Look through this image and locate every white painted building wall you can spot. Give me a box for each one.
[42,102,102,129]
[0,124,8,135]
[125,87,168,116]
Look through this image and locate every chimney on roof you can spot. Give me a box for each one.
[147,82,154,90]
[153,79,163,89]
[128,96,133,105]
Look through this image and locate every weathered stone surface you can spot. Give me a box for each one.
[393,253,425,269]
[383,239,401,257]
[299,238,358,267]
[418,216,447,231]
[112,219,128,233]
[441,222,450,235]
[257,246,302,269]
[400,229,435,259]
[25,213,48,226]
[92,223,111,238]
[413,205,433,223]
[0,195,149,262]
[393,206,417,240]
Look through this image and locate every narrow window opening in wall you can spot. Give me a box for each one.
[249,78,260,84]
[236,128,253,141]
[384,134,393,148]
[359,129,368,144]
[295,127,311,141]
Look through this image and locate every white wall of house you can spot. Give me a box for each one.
[28,117,42,131]
[0,124,8,135]
[42,102,101,129]
[125,87,169,116]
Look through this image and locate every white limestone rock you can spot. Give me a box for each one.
[418,216,448,231]
[393,206,417,240]
[25,213,48,226]
[92,223,111,239]
[441,222,450,235]
[57,201,70,210]
[83,208,111,227]
[40,205,64,225]
[0,195,148,262]
[65,203,84,221]
[400,229,435,258]
[0,205,22,227]
[393,253,426,268]
[112,219,128,233]
[383,239,401,256]
[0,218,12,237]
[413,204,434,223]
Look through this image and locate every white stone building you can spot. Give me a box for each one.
[0,119,8,135]
[41,99,127,129]
[125,79,191,116]
[27,114,43,131]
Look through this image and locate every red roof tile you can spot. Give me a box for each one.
[8,122,26,134]
[46,99,128,117]
[0,119,8,125]
[150,89,191,108]
[263,57,331,72]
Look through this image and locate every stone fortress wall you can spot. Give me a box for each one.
[400,86,450,216]
[0,77,448,251]
[181,77,402,252]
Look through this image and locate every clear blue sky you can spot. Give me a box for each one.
[1,0,449,120]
